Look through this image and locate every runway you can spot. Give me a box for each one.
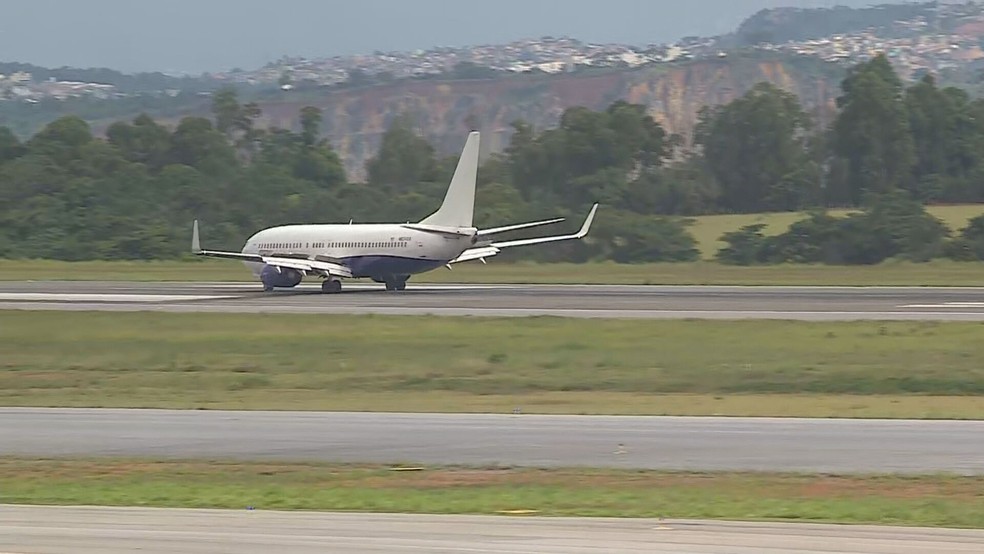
[3,281,984,319]
[2,505,982,554]
[3,409,983,474]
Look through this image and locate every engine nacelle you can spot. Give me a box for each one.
[260,265,303,289]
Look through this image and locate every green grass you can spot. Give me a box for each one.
[688,204,984,258]
[2,311,983,417]
[4,258,984,286]
[2,459,982,527]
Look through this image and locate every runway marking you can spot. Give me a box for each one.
[901,302,984,309]
[0,293,236,303]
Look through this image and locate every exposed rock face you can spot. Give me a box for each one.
[255,57,842,180]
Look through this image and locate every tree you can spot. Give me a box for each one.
[904,76,984,201]
[718,192,949,266]
[0,126,25,163]
[212,87,242,136]
[596,211,700,263]
[299,106,323,147]
[830,54,915,204]
[26,116,94,166]
[505,102,673,212]
[106,114,171,171]
[946,215,984,260]
[365,116,439,191]
[716,224,772,265]
[694,82,818,212]
[210,87,263,157]
[169,117,237,174]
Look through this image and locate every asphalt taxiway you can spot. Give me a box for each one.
[3,409,982,474]
[3,281,984,319]
[3,506,983,554]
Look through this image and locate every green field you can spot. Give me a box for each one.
[3,258,984,286]
[2,459,982,527]
[687,204,984,258]
[3,311,983,418]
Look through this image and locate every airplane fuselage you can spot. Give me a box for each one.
[242,223,476,281]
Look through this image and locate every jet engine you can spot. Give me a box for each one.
[260,265,303,289]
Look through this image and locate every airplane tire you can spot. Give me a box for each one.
[322,280,342,294]
[385,279,406,292]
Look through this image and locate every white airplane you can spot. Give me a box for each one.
[192,131,598,293]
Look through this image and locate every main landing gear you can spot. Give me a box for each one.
[321,279,342,294]
[384,279,407,292]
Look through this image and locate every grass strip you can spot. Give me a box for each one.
[3,259,984,286]
[1,459,982,528]
[1,311,983,417]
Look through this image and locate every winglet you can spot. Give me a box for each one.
[576,203,599,238]
[191,220,202,254]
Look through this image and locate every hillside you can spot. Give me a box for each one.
[219,56,842,180]
[732,2,935,45]
[16,55,844,181]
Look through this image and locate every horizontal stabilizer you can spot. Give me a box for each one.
[450,246,500,265]
[402,223,475,237]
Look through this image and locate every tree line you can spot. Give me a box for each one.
[2,54,984,265]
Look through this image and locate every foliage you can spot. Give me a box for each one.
[829,55,915,204]
[0,89,349,259]
[903,75,984,202]
[946,214,984,261]
[716,192,950,265]
[695,82,818,212]
[0,95,699,262]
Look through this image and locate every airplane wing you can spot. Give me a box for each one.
[476,217,565,237]
[260,256,354,278]
[191,221,353,278]
[450,204,598,265]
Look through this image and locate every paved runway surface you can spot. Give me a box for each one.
[3,505,983,554]
[3,409,983,474]
[4,281,984,319]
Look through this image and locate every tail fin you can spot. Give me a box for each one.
[419,131,479,228]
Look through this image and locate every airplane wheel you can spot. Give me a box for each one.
[322,280,342,294]
[385,279,406,292]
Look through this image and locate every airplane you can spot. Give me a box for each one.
[192,131,598,293]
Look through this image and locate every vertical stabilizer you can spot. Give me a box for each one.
[420,131,479,228]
